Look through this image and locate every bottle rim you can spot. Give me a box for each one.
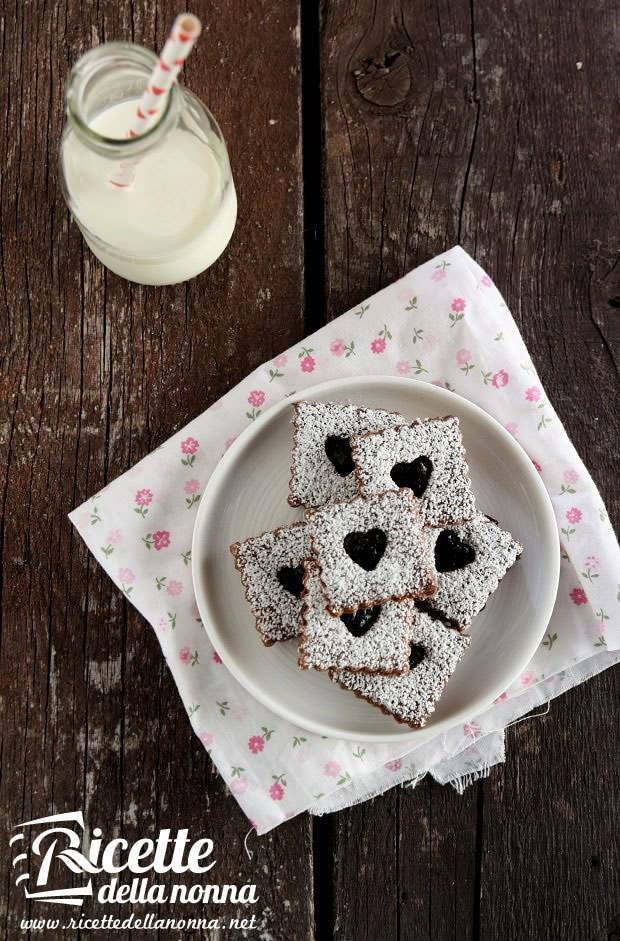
[65,42,178,156]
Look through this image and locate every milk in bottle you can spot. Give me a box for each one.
[60,43,236,285]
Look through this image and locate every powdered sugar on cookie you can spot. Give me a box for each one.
[305,489,437,615]
[351,416,476,526]
[289,400,403,508]
[299,561,416,674]
[331,610,471,728]
[230,521,311,645]
[420,513,523,629]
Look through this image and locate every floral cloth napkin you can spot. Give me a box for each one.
[70,246,619,834]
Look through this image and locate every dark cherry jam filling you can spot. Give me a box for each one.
[343,528,387,571]
[389,455,433,497]
[408,643,427,669]
[340,605,382,637]
[325,434,354,477]
[434,529,476,573]
[276,564,305,598]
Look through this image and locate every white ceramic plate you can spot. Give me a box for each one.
[192,377,559,742]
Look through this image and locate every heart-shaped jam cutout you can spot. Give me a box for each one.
[408,643,427,669]
[434,529,476,573]
[390,455,433,496]
[343,528,387,571]
[324,434,354,477]
[340,605,382,637]
[276,564,305,598]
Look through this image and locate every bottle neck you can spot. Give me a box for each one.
[65,42,179,158]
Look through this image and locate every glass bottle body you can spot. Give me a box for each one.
[60,43,237,285]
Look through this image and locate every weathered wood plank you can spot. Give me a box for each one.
[322,0,480,314]
[465,0,620,937]
[0,1,311,938]
[319,0,618,938]
[319,1,482,938]
[398,782,480,941]
[479,673,620,941]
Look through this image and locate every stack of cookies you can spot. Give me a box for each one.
[230,401,522,729]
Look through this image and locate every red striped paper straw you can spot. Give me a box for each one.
[110,13,202,187]
[129,13,202,138]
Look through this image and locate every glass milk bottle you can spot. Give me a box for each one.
[60,43,237,285]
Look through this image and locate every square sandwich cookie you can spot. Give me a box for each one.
[419,513,523,630]
[230,521,310,645]
[299,561,416,675]
[288,400,403,508]
[350,416,476,526]
[305,489,436,616]
[331,610,471,728]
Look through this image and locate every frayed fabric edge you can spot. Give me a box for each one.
[403,772,427,790]
[446,763,493,795]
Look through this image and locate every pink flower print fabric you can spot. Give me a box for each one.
[69,246,620,834]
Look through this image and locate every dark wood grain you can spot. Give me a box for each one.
[479,675,620,941]
[0,1,312,939]
[319,0,619,939]
[0,0,618,939]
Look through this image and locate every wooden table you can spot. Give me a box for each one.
[1,2,618,938]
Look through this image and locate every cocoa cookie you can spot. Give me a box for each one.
[331,610,471,728]
[305,489,437,615]
[350,416,477,526]
[288,400,403,508]
[418,513,523,629]
[298,560,416,675]
[230,521,311,645]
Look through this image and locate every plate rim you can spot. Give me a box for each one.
[191,376,560,742]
